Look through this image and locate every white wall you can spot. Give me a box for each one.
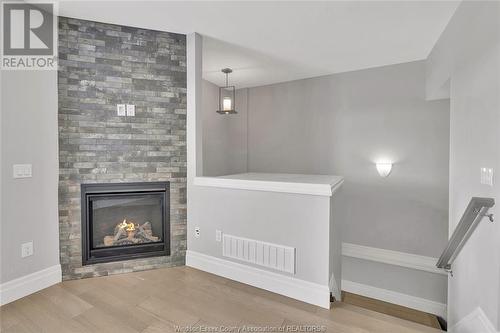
[0,70,59,284]
[190,35,336,308]
[202,79,247,176]
[188,186,332,285]
[342,257,447,304]
[427,1,500,330]
[242,61,449,305]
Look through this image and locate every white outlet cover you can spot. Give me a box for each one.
[216,230,222,242]
[481,167,494,186]
[117,104,126,116]
[195,227,200,238]
[21,241,33,258]
[126,104,135,116]
[13,164,32,178]
[481,168,493,186]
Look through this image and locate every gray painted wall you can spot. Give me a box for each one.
[202,79,247,176]
[199,61,450,304]
[427,1,500,328]
[1,70,59,283]
[188,186,332,285]
[247,61,450,258]
[212,61,449,304]
[342,257,447,303]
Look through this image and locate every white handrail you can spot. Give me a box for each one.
[436,197,494,274]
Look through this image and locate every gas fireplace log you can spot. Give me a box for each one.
[101,220,159,247]
[114,238,136,246]
[113,226,126,241]
[137,223,157,240]
[103,236,114,247]
[136,230,159,242]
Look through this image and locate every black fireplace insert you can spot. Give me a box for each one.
[81,182,170,265]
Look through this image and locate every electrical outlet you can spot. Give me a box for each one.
[21,241,33,258]
[216,230,222,242]
[481,167,494,186]
[126,104,135,116]
[194,227,200,238]
[117,104,126,116]
[13,164,32,178]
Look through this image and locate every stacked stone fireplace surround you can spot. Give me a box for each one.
[58,17,187,280]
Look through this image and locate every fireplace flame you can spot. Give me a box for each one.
[119,219,138,232]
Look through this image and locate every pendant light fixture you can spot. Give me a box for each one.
[217,68,237,114]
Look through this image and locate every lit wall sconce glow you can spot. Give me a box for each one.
[376,162,392,178]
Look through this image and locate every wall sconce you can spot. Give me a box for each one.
[217,68,237,115]
[376,162,392,178]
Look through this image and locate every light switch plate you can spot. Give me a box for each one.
[481,167,494,186]
[21,241,33,258]
[216,230,222,242]
[117,104,126,116]
[126,104,135,116]
[13,164,32,178]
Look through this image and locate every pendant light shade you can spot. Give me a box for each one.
[217,68,237,114]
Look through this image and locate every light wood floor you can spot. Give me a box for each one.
[342,292,441,329]
[0,266,442,333]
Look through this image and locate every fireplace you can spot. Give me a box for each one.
[81,182,170,265]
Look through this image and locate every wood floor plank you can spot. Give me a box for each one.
[140,320,178,333]
[1,320,39,333]
[73,307,141,333]
[317,303,441,333]
[341,292,442,330]
[0,267,442,333]
[0,303,24,332]
[138,296,200,327]
[38,284,94,318]
[77,285,160,332]
[6,293,91,333]
[174,281,285,326]
[282,317,369,333]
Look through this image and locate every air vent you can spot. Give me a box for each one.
[222,234,295,274]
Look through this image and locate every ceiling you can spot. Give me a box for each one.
[58,1,459,88]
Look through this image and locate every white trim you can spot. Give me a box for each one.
[342,279,447,318]
[186,250,331,309]
[450,307,498,333]
[194,174,344,197]
[186,32,203,180]
[342,242,446,275]
[0,264,62,306]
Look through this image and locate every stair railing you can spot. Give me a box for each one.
[436,197,495,275]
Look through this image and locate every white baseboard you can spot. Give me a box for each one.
[342,279,447,318]
[342,242,445,275]
[186,250,331,309]
[0,264,62,306]
[451,307,498,333]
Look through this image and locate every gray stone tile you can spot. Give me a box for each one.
[58,17,187,280]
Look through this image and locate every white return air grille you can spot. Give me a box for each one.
[222,234,295,274]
